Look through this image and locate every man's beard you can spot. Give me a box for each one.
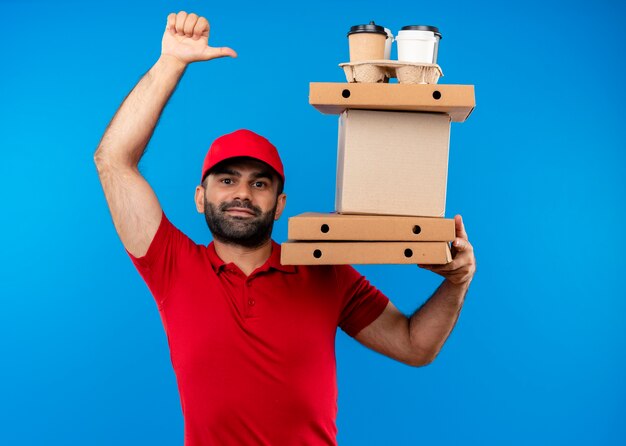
[204,198,277,248]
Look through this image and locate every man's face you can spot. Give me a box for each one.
[196,158,286,248]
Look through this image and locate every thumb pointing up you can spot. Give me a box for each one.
[162,11,237,65]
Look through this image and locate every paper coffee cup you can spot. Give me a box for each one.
[396,25,442,64]
[384,28,394,59]
[348,21,388,62]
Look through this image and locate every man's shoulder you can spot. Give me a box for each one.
[150,213,213,267]
[162,213,208,247]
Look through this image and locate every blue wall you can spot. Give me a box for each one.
[1,0,624,444]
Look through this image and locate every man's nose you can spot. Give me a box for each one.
[232,181,253,201]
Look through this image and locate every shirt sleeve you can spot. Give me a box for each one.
[336,265,390,337]
[125,211,193,308]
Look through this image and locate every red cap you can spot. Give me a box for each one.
[200,129,285,184]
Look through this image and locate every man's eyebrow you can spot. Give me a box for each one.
[250,171,274,181]
[212,168,241,177]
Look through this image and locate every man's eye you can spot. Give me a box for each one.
[221,178,233,185]
[253,181,266,188]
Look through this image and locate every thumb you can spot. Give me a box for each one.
[202,46,238,60]
[454,214,468,240]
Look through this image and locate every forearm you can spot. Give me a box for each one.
[94,54,187,167]
[409,279,469,363]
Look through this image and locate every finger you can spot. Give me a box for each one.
[421,263,446,273]
[183,13,199,36]
[452,237,470,252]
[193,16,209,40]
[455,214,468,240]
[166,13,177,34]
[423,266,449,276]
[432,258,460,272]
[204,46,238,59]
[446,252,477,275]
[175,11,188,35]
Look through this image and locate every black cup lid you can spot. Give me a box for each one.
[400,25,442,39]
[348,21,387,37]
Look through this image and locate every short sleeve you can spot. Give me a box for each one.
[125,211,193,307]
[336,265,390,337]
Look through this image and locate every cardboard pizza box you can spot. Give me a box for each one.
[309,82,475,122]
[287,212,455,241]
[280,241,452,265]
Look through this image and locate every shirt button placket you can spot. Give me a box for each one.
[244,279,256,318]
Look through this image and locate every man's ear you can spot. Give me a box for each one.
[274,193,287,221]
[195,185,206,213]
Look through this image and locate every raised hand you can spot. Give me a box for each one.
[161,11,237,66]
[418,214,476,286]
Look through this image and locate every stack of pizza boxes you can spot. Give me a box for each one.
[281,71,475,265]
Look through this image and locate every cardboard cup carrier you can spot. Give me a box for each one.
[396,25,442,63]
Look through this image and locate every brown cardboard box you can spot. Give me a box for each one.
[310,83,475,122]
[281,241,452,265]
[288,212,455,241]
[336,110,450,217]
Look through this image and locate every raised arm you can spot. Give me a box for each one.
[354,215,476,366]
[94,11,236,257]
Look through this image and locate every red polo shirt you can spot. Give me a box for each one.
[126,212,389,445]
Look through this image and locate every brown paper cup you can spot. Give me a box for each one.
[348,33,387,62]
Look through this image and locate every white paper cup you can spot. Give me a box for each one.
[396,26,441,64]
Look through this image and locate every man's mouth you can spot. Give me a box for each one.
[224,207,257,217]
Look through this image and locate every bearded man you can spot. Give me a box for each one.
[94,11,476,446]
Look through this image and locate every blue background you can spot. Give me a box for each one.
[1,0,625,444]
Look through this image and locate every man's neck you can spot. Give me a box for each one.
[213,238,273,276]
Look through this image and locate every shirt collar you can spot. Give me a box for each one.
[207,240,296,275]
[267,240,297,273]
